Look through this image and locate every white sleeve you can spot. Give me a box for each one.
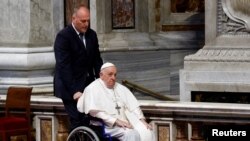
[89,111,117,127]
[132,107,145,120]
[77,94,84,113]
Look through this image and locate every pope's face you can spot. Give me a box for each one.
[100,66,117,89]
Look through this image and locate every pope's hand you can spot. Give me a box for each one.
[115,119,133,129]
[73,92,82,101]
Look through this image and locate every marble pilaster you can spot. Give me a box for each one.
[0,0,64,94]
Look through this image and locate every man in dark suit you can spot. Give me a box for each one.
[53,4,103,132]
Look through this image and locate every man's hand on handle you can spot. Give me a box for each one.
[73,92,83,101]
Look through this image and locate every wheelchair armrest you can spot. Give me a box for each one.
[85,114,118,141]
[88,115,110,138]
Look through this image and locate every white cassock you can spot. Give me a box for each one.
[77,78,155,141]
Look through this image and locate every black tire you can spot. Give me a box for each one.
[66,126,100,141]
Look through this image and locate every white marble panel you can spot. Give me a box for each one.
[0,0,30,43]
[30,0,53,43]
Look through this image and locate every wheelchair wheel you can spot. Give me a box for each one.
[67,126,100,141]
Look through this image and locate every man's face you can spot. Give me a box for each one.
[100,66,117,89]
[72,7,90,33]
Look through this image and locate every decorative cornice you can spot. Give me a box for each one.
[185,48,250,62]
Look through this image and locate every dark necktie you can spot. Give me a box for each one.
[79,33,86,47]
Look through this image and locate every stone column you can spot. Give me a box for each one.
[0,0,64,94]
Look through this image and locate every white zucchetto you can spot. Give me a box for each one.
[101,62,115,71]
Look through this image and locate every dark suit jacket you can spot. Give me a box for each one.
[53,25,103,100]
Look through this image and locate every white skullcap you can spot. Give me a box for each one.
[101,62,115,70]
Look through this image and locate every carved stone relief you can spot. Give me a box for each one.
[219,0,250,34]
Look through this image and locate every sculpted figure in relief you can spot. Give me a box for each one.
[222,0,250,32]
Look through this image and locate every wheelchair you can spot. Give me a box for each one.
[66,116,119,141]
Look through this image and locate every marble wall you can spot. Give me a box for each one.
[100,31,202,100]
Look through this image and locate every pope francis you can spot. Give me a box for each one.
[77,62,155,141]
